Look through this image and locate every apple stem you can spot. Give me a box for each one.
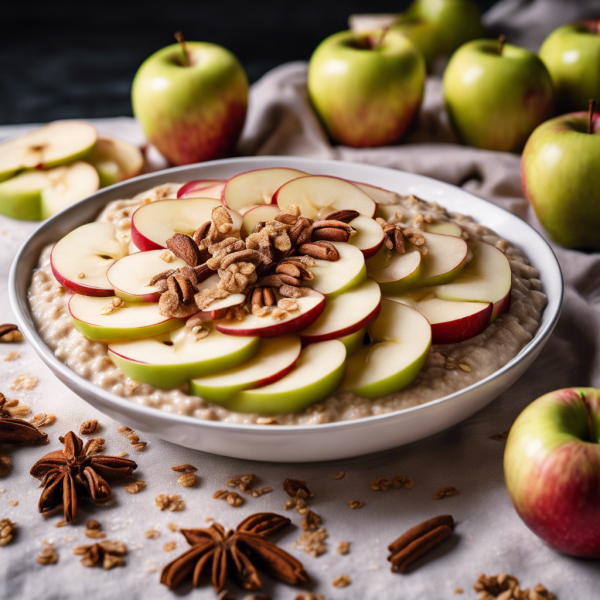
[588,99,596,134]
[498,34,506,56]
[375,26,390,50]
[174,31,191,67]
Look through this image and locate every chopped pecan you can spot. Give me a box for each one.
[158,292,199,319]
[192,221,211,246]
[283,479,312,499]
[380,222,406,254]
[166,233,203,267]
[167,274,196,304]
[149,269,177,287]
[275,261,313,281]
[323,209,359,223]
[298,241,340,261]
[220,249,264,270]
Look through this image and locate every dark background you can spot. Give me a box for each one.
[0,0,500,126]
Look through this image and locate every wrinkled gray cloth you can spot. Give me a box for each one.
[1,1,600,599]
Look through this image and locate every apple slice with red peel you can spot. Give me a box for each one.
[418,231,468,287]
[41,161,100,219]
[215,290,325,338]
[0,121,97,181]
[85,136,144,187]
[219,339,347,414]
[369,248,423,292]
[107,250,187,302]
[186,182,226,200]
[424,221,462,237]
[189,335,302,403]
[128,239,141,254]
[352,181,403,205]
[435,240,512,320]
[108,325,259,389]
[343,299,431,398]
[241,204,281,238]
[51,222,128,296]
[70,294,184,341]
[274,176,376,218]
[131,198,242,251]
[300,278,381,344]
[223,168,308,212]
[177,180,226,198]
[348,215,385,258]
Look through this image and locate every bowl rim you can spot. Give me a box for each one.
[9,155,564,435]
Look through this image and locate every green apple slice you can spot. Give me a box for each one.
[348,215,385,258]
[369,248,423,292]
[109,326,259,389]
[343,298,431,398]
[434,240,512,320]
[305,241,366,296]
[365,244,392,271]
[220,339,347,414]
[0,121,97,181]
[70,294,184,341]
[274,176,376,218]
[190,335,302,403]
[0,170,51,220]
[41,161,100,219]
[107,250,187,302]
[417,231,468,287]
[85,136,144,187]
[131,198,242,251]
[51,222,128,296]
[338,327,366,355]
[424,221,462,236]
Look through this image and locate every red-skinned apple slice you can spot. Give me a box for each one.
[183,182,226,200]
[369,248,423,292]
[107,250,186,302]
[70,294,183,341]
[222,168,307,212]
[351,181,403,205]
[51,222,128,296]
[189,336,302,403]
[177,179,226,198]
[348,215,385,258]
[417,231,468,287]
[215,289,325,338]
[435,240,512,320]
[131,198,242,251]
[300,278,381,344]
[241,204,281,238]
[274,176,376,218]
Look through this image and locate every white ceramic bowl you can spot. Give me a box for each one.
[9,157,563,462]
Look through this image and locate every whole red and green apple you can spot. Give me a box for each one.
[504,388,600,557]
[307,29,426,147]
[540,21,600,114]
[521,106,600,249]
[131,36,248,165]
[443,37,554,152]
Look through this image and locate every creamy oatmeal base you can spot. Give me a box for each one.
[28,183,547,425]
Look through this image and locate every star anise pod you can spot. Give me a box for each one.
[161,512,308,593]
[0,393,48,446]
[30,431,137,522]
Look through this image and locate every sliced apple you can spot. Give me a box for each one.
[41,161,100,219]
[352,181,403,205]
[177,179,226,198]
[369,248,423,292]
[435,240,512,320]
[51,222,128,296]
[196,274,246,312]
[0,170,51,220]
[223,168,307,212]
[215,290,325,338]
[348,215,385,258]
[338,327,366,355]
[365,244,392,271]
[240,204,281,238]
[300,278,381,344]
[274,176,376,219]
[128,239,141,254]
[131,198,242,251]
[424,221,462,237]
[85,136,144,187]
[305,241,366,296]
[70,294,183,341]
[343,299,431,398]
[189,336,302,403]
[375,203,403,221]
[107,250,187,302]
[108,325,259,389]
[418,231,468,287]
[0,121,97,181]
[219,339,347,414]
[183,182,226,200]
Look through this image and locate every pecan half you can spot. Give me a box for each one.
[0,325,19,341]
[323,209,359,223]
[288,218,313,247]
[192,221,211,246]
[168,274,196,304]
[312,227,350,243]
[166,233,203,267]
[277,261,314,281]
[149,269,177,287]
[298,241,340,261]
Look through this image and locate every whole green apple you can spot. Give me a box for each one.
[504,388,600,557]
[389,16,438,70]
[521,106,600,249]
[540,21,600,114]
[308,29,426,147]
[131,37,248,165]
[443,38,554,152]
[407,0,483,57]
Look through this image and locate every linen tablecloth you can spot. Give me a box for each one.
[1,1,600,598]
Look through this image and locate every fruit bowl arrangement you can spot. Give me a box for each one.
[9,157,562,462]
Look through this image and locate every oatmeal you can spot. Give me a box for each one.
[28,182,547,425]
